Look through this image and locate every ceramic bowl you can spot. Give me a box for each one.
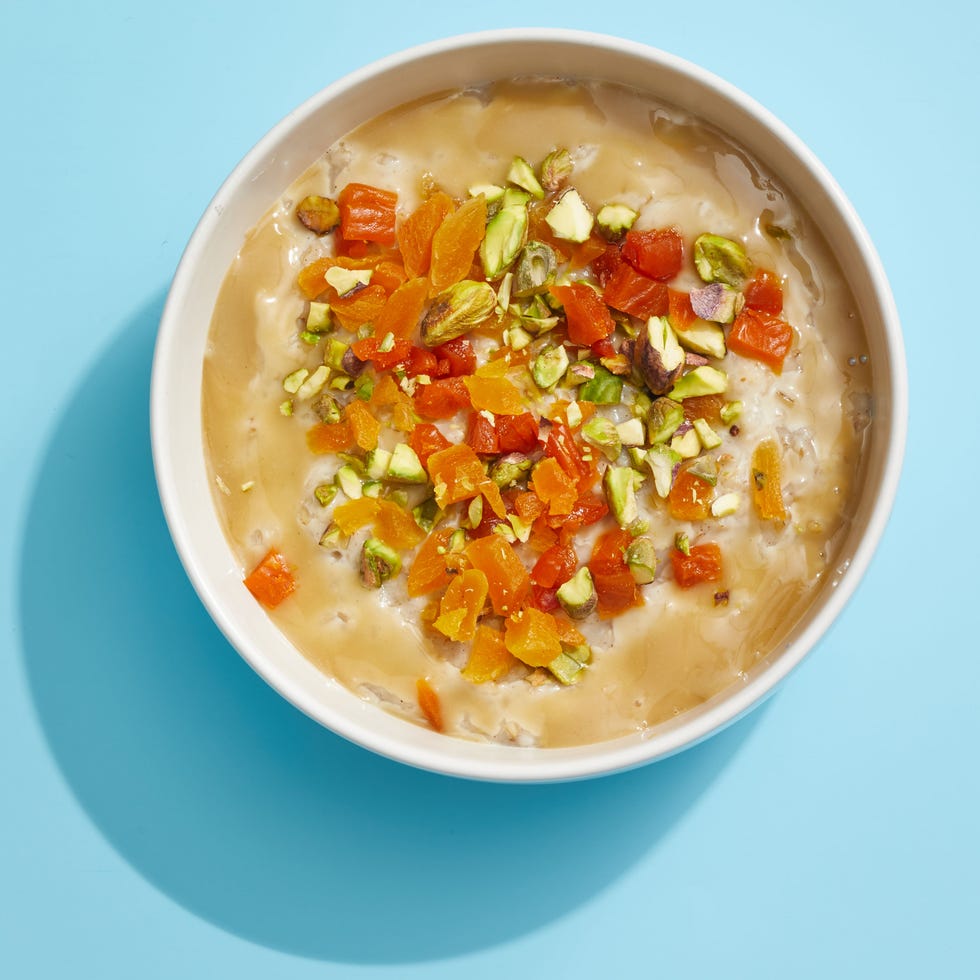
[151,29,906,782]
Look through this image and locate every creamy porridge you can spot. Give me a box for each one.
[202,78,871,747]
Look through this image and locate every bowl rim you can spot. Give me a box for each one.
[151,27,908,782]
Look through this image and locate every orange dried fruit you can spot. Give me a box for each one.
[464,534,531,617]
[433,568,489,642]
[504,608,563,667]
[398,191,454,279]
[462,625,518,683]
[667,467,714,521]
[429,195,487,294]
[462,375,526,416]
[750,439,788,521]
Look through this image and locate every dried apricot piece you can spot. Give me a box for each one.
[464,534,531,616]
[307,420,354,454]
[398,191,454,279]
[463,625,518,683]
[416,677,443,732]
[330,284,388,330]
[667,468,714,521]
[504,608,563,667]
[429,195,487,294]
[671,543,724,588]
[374,276,429,340]
[433,568,489,642]
[750,439,788,521]
[462,375,526,416]
[243,550,296,608]
[407,529,456,597]
[530,457,577,516]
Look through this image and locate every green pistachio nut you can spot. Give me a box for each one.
[693,233,753,287]
[360,537,401,588]
[539,148,573,193]
[513,241,557,298]
[421,279,497,346]
[625,536,658,584]
[480,204,529,280]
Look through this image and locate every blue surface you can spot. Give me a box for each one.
[2,2,976,976]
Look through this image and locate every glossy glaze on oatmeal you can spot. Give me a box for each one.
[202,79,872,747]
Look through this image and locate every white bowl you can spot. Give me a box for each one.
[151,29,906,782]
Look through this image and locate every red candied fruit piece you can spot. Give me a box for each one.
[622,228,684,281]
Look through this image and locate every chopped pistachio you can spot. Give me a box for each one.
[282,367,309,394]
[566,401,583,428]
[539,148,573,192]
[634,316,684,395]
[335,465,363,500]
[674,319,727,359]
[300,331,322,345]
[377,331,396,354]
[306,301,333,333]
[647,397,684,444]
[596,203,638,238]
[329,376,351,391]
[690,282,743,324]
[579,363,623,404]
[506,325,533,351]
[319,525,342,548]
[545,187,594,243]
[296,364,329,400]
[693,233,753,287]
[362,481,382,499]
[496,271,514,313]
[548,651,587,685]
[582,416,622,462]
[491,523,518,544]
[325,266,372,296]
[646,444,681,498]
[421,279,497,346]
[531,343,570,390]
[615,417,646,447]
[625,536,658,584]
[324,338,350,373]
[556,566,597,620]
[604,466,639,528]
[412,497,442,532]
[501,187,531,208]
[296,195,340,234]
[312,392,341,423]
[387,443,427,484]
[314,483,338,507]
[467,495,484,529]
[507,513,533,543]
[669,366,729,401]
[468,182,505,202]
[360,537,401,588]
[693,418,723,450]
[513,241,557,297]
[354,375,375,401]
[675,531,691,555]
[490,454,532,488]
[279,399,293,417]
[448,528,467,553]
[711,492,741,517]
[507,155,545,199]
[364,448,393,481]
[720,400,743,425]
[480,204,528,280]
[670,427,701,459]
[687,454,719,486]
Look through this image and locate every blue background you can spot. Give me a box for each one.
[2,2,976,976]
